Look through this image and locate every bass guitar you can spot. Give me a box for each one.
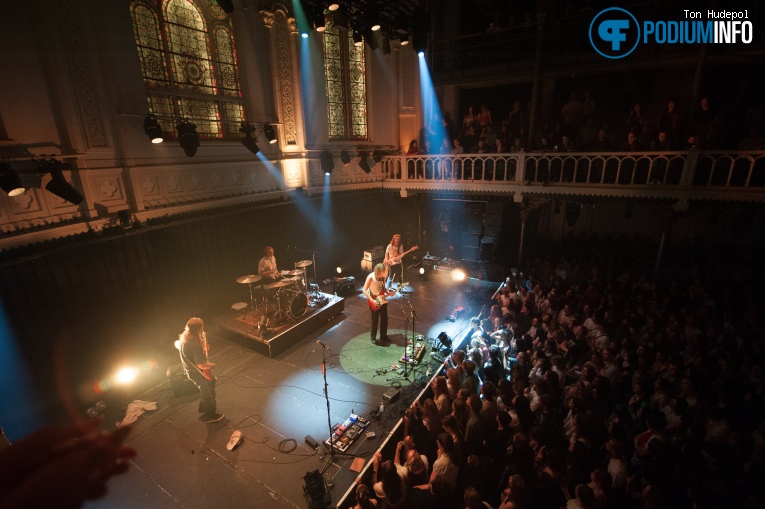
[385,245,419,266]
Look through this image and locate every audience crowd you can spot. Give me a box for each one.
[354,235,765,509]
[408,90,763,164]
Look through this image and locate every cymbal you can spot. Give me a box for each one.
[295,260,312,268]
[236,274,262,284]
[283,276,301,282]
[265,280,293,289]
[281,269,304,276]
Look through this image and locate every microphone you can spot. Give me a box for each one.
[317,340,330,349]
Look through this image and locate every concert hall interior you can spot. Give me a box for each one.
[1,1,765,508]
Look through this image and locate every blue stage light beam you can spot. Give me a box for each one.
[417,53,449,154]
[256,152,286,188]
[0,305,42,440]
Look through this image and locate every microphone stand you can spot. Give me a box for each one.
[319,345,335,480]
[318,345,357,482]
[389,291,415,382]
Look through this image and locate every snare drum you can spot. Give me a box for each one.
[231,302,248,315]
[288,292,309,318]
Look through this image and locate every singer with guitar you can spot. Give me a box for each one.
[384,234,418,286]
[179,318,224,423]
[364,263,396,344]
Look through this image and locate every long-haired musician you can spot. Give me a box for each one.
[385,234,404,286]
[363,263,395,344]
[179,318,224,423]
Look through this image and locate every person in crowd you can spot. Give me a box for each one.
[463,106,477,131]
[372,452,407,509]
[657,98,681,148]
[0,417,136,508]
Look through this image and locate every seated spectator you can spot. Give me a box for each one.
[625,131,641,151]
[651,131,670,150]
[406,139,419,155]
[593,129,612,151]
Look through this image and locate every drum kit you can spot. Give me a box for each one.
[234,259,316,327]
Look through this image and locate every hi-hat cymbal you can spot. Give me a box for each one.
[295,260,312,268]
[236,274,262,284]
[281,269,304,276]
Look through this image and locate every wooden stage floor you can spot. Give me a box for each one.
[85,269,499,509]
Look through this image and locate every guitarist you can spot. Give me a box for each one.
[385,234,417,286]
[363,263,395,344]
[179,318,224,423]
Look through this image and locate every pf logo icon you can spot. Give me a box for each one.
[589,7,640,59]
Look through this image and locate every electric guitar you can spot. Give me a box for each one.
[368,293,388,311]
[385,245,419,266]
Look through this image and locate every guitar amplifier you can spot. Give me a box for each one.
[363,246,385,261]
[422,255,439,269]
[170,371,197,397]
[333,276,355,294]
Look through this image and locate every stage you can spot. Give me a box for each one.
[86,268,499,509]
[212,291,346,357]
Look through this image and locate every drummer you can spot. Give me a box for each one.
[258,246,280,285]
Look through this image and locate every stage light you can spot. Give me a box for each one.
[302,31,309,38]
[177,118,199,157]
[115,367,138,385]
[174,339,181,350]
[418,51,424,57]
[353,31,363,46]
[320,150,334,175]
[313,11,326,32]
[143,114,164,143]
[400,37,409,46]
[0,164,24,196]
[336,266,342,274]
[340,150,351,165]
[44,160,84,205]
[357,151,371,174]
[328,2,339,11]
[264,123,277,144]
[451,268,466,282]
[240,122,260,155]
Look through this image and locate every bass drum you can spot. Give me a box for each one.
[288,292,309,319]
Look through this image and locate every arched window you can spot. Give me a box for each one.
[323,20,367,140]
[131,0,245,138]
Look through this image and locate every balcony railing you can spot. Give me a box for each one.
[382,151,765,191]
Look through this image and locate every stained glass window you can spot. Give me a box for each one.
[323,21,367,140]
[130,0,244,139]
